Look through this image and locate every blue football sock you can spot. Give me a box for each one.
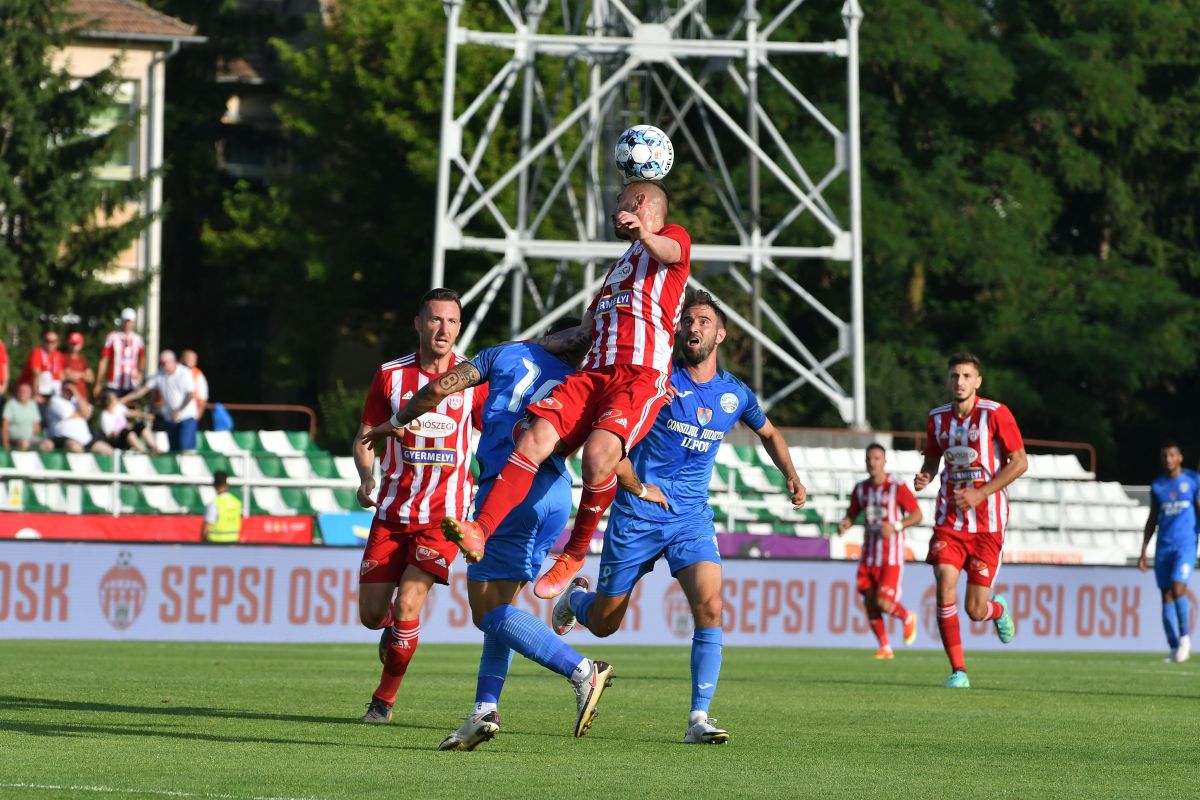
[480,604,583,678]
[570,590,598,629]
[690,626,723,714]
[474,632,514,705]
[1176,594,1191,638]
[1163,602,1181,649]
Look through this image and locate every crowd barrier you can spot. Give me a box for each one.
[0,541,1181,651]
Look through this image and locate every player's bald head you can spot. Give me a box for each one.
[621,180,670,216]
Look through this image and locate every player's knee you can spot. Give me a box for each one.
[965,599,989,621]
[359,602,390,629]
[693,596,723,628]
[876,597,893,614]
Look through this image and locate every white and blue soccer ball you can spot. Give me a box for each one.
[614,124,674,181]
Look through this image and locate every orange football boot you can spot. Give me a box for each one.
[441,517,487,563]
[534,553,586,599]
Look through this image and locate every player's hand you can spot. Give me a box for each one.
[664,384,679,404]
[954,486,985,510]
[638,484,670,510]
[881,522,897,539]
[914,472,931,491]
[356,477,379,509]
[360,420,401,452]
[1138,553,1148,573]
[787,475,807,508]
[613,210,643,239]
[836,517,851,536]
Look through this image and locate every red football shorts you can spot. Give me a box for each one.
[359,517,459,585]
[529,364,669,455]
[856,561,902,600]
[925,526,1004,588]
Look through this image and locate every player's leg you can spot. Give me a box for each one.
[533,426,592,599]
[933,562,968,685]
[358,520,403,722]
[963,533,1013,644]
[864,588,892,658]
[676,560,729,744]
[1155,552,1181,658]
[371,564,434,711]
[874,570,917,647]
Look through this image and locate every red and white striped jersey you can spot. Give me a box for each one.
[361,353,487,529]
[846,476,918,567]
[924,396,1024,536]
[585,224,691,373]
[101,331,145,391]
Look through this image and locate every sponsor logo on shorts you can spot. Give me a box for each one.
[407,411,458,437]
[537,397,562,410]
[598,409,622,422]
[719,392,738,413]
[595,290,633,314]
[416,546,439,562]
[402,447,458,466]
[968,558,989,576]
[360,559,379,576]
[99,551,146,630]
[435,558,448,568]
[447,394,464,410]
[696,407,713,426]
[662,583,693,639]
[929,540,948,553]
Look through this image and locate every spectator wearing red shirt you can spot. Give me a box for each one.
[0,339,9,397]
[63,332,94,398]
[17,331,65,402]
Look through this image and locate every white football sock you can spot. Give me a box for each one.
[570,658,593,684]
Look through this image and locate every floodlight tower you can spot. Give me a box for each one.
[432,0,867,427]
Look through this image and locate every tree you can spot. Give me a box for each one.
[0,0,149,347]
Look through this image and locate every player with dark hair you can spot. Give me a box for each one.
[441,182,691,601]
[362,318,622,747]
[914,352,1026,688]
[552,289,806,743]
[1138,441,1200,662]
[837,443,922,659]
[353,288,487,724]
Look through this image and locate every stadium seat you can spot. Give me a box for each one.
[12,451,43,475]
[255,455,286,479]
[140,484,184,514]
[39,451,68,472]
[233,431,263,453]
[281,487,314,514]
[29,482,71,513]
[287,431,321,453]
[178,454,213,481]
[201,431,245,456]
[152,454,181,475]
[65,452,103,475]
[333,457,359,481]
[281,456,315,479]
[202,453,235,476]
[0,450,12,470]
[307,488,345,514]
[172,484,206,513]
[121,453,155,476]
[251,486,294,516]
[259,430,302,457]
[155,431,170,453]
[307,455,338,479]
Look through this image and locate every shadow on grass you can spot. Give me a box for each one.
[803,676,1200,700]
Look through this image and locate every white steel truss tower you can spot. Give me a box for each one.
[432,0,866,425]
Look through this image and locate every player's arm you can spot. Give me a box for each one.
[1138,498,1160,572]
[614,457,669,510]
[956,448,1027,510]
[836,492,860,537]
[884,485,923,539]
[352,422,379,509]
[536,312,592,356]
[753,418,806,508]
[359,361,483,449]
[93,354,108,398]
[614,211,683,264]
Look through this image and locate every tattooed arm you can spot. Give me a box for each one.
[536,311,593,356]
[359,361,483,448]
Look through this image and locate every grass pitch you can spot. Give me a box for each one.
[1,641,1198,799]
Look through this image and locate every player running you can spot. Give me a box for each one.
[353,288,486,724]
[914,352,1026,689]
[836,443,922,659]
[552,290,806,744]
[361,321,622,748]
[441,182,689,597]
[1138,441,1200,663]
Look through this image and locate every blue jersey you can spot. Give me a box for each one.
[468,342,573,487]
[613,363,766,523]
[1152,470,1200,552]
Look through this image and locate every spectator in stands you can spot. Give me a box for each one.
[2,383,41,450]
[99,389,159,454]
[119,349,197,452]
[0,338,9,398]
[63,332,94,398]
[18,330,65,403]
[203,470,242,543]
[39,381,113,454]
[180,349,209,422]
[95,307,145,400]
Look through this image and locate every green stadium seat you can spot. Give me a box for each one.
[307,488,345,514]
[333,457,359,481]
[140,484,184,514]
[200,431,244,456]
[334,488,360,511]
[258,430,301,457]
[233,431,262,453]
[281,487,314,514]
[152,454,181,475]
[11,450,42,474]
[255,454,286,478]
[120,484,155,514]
[0,450,13,469]
[172,484,206,514]
[250,486,293,515]
[281,456,314,479]
[22,484,51,513]
[287,431,320,453]
[307,455,337,479]
[177,454,212,481]
[39,451,68,472]
[202,453,233,476]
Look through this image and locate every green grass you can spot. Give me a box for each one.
[1,642,1199,799]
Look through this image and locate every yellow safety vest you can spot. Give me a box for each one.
[205,492,243,542]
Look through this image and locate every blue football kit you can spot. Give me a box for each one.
[1150,469,1200,652]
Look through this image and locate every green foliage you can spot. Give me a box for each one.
[0,0,150,346]
[316,379,367,455]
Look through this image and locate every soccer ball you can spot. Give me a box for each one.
[614,125,674,181]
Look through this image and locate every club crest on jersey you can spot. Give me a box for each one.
[415,545,439,562]
[447,394,464,410]
[696,408,713,426]
[406,412,458,437]
[1181,482,1191,493]
[968,427,980,442]
[719,392,739,413]
[537,397,562,410]
[402,446,457,467]
[944,446,979,467]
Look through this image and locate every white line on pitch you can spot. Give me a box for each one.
[0,783,319,800]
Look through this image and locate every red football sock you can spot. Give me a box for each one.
[936,603,965,672]
[373,619,419,705]
[475,451,540,535]
[868,612,889,649]
[563,474,617,559]
[985,600,1004,621]
[887,601,909,620]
